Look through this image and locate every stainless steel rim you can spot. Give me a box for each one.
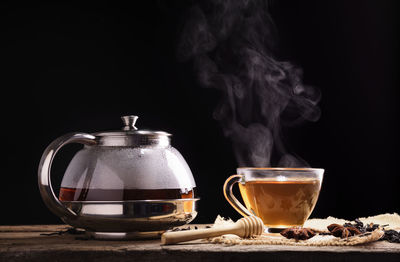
[61,198,200,204]
[61,199,199,234]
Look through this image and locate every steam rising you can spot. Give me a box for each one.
[178,0,321,167]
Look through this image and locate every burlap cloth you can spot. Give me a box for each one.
[207,213,400,246]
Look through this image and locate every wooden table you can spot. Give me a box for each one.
[0,225,399,262]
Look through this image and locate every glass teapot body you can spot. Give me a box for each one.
[59,145,196,202]
[38,116,198,239]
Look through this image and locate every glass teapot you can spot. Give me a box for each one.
[38,115,199,239]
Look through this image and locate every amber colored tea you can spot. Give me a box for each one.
[238,180,320,228]
[59,187,195,201]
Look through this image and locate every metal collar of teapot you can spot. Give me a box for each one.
[94,115,172,147]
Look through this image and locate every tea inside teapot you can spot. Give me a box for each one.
[59,188,194,201]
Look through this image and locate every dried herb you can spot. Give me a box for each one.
[344,219,400,243]
[380,230,400,243]
[280,227,316,241]
[327,224,361,238]
[343,219,381,233]
[328,219,399,243]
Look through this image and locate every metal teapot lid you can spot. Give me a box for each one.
[92,115,171,147]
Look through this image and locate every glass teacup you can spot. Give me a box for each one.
[223,168,324,232]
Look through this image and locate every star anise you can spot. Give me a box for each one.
[280,227,316,240]
[327,224,361,238]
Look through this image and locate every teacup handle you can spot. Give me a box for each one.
[223,174,253,217]
[38,133,97,221]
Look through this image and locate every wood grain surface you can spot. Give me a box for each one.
[0,225,399,262]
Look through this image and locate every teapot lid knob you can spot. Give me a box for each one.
[121,115,138,131]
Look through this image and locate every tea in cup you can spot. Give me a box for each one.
[223,168,324,232]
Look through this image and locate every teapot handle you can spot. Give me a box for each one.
[38,133,97,221]
[223,174,254,217]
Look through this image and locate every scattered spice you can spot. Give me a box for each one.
[280,227,316,241]
[168,225,209,232]
[40,227,84,236]
[327,224,361,238]
[318,232,332,236]
[170,226,191,232]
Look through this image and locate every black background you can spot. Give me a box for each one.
[1,0,399,225]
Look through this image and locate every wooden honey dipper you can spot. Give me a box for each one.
[161,216,264,245]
